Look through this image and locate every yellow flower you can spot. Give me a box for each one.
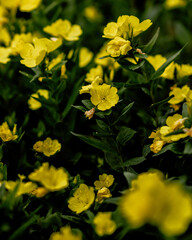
[0,6,8,26]
[90,83,119,111]
[19,37,62,68]
[0,122,18,142]
[103,15,152,40]
[31,187,49,198]
[1,0,41,12]
[11,32,33,55]
[43,19,83,41]
[120,170,192,236]
[175,63,192,79]
[68,184,95,214]
[19,0,42,12]
[47,53,65,70]
[0,47,12,64]
[79,76,101,94]
[49,226,82,240]
[85,65,103,83]
[5,180,37,197]
[160,114,188,142]
[28,162,69,191]
[96,187,112,203]
[147,55,175,80]
[93,212,116,236]
[168,85,192,105]
[164,0,187,9]
[94,173,115,190]
[79,47,93,68]
[106,37,132,57]
[28,89,49,110]
[33,137,61,157]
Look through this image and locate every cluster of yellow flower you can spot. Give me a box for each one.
[149,83,192,153]
[102,15,152,57]
[120,170,192,237]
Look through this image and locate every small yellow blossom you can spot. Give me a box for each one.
[120,170,192,236]
[79,47,93,68]
[150,140,165,154]
[33,137,61,157]
[94,173,114,190]
[79,76,101,94]
[28,162,68,191]
[28,89,49,110]
[106,37,132,57]
[96,187,112,203]
[85,65,103,83]
[160,114,188,142]
[0,122,18,142]
[49,226,82,240]
[68,184,95,214]
[175,63,192,79]
[43,19,82,41]
[0,0,41,12]
[103,15,152,40]
[168,85,192,105]
[5,180,37,197]
[93,212,116,236]
[90,84,119,111]
[164,0,187,9]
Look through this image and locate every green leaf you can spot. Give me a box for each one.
[142,144,151,157]
[112,102,134,125]
[150,95,174,108]
[153,143,182,156]
[143,27,160,53]
[71,132,117,153]
[96,119,109,132]
[104,152,123,170]
[123,156,146,167]
[81,100,94,109]
[72,105,87,112]
[150,45,186,80]
[61,77,83,119]
[61,215,82,223]
[116,127,136,146]
[123,171,137,186]
[118,59,145,71]
[104,197,121,205]
[184,141,192,155]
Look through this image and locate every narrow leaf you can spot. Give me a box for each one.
[123,156,146,167]
[112,102,134,125]
[143,27,160,53]
[116,127,136,146]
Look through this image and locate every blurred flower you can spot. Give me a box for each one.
[94,173,114,190]
[120,170,192,236]
[0,47,12,64]
[164,0,187,9]
[103,15,152,40]
[0,27,11,46]
[147,54,175,80]
[90,83,119,111]
[33,137,61,157]
[0,0,41,12]
[175,63,192,79]
[84,5,102,22]
[11,33,33,55]
[106,37,132,57]
[31,187,49,198]
[0,121,18,142]
[79,47,93,68]
[43,19,83,41]
[28,162,69,191]
[28,89,49,110]
[5,180,37,197]
[68,184,95,214]
[49,226,82,240]
[93,212,116,236]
